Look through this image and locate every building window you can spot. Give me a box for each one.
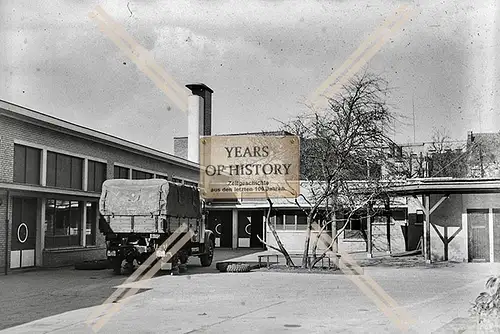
[114,165,129,179]
[132,170,154,179]
[343,214,368,240]
[13,144,41,185]
[46,151,83,189]
[88,160,107,192]
[172,177,183,183]
[296,212,308,230]
[155,174,169,180]
[86,202,97,246]
[44,199,82,248]
[185,180,198,187]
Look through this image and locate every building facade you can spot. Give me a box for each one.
[0,99,201,274]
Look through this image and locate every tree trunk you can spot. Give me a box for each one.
[331,211,339,266]
[266,216,295,267]
[301,215,312,268]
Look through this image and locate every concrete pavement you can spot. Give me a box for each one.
[1,262,498,333]
[0,248,259,331]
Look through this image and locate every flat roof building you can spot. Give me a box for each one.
[0,96,205,274]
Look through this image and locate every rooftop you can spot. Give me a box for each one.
[0,99,199,170]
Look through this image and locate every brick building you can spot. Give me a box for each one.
[0,95,204,274]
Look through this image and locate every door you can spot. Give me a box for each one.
[467,209,490,262]
[237,211,251,248]
[207,210,232,248]
[493,209,500,262]
[10,197,38,269]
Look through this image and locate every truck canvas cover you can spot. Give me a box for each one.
[99,179,201,219]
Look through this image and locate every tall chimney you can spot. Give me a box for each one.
[186,83,213,163]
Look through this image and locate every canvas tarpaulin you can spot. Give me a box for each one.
[99,179,201,219]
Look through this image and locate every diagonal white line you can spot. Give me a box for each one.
[92,6,190,102]
[85,223,190,329]
[89,231,194,332]
[89,7,189,112]
[310,4,410,103]
[309,6,413,111]
[311,222,414,331]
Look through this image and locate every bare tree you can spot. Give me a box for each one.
[273,72,398,269]
[428,128,468,178]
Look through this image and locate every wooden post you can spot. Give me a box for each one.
[423,194,431,263]
[385,198,391,254]
[443,226,448,261]
[367,204,373,258]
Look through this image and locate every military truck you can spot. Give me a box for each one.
[98,178,215,275]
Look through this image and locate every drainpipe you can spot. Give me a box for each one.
[5,190,10,275]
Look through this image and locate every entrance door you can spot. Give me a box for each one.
[250,211,264,248]
[11,197,38,269]
[467,209,490,262]
[207,210,232,248]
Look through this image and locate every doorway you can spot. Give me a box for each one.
[207,210,233,248]
[467,209,490,262]
[10,197,38,269]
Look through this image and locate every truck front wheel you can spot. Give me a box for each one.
[199,239,214,267]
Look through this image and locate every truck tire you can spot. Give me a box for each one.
[110,258,122,275]
[199,239,214,267]
[226,263,251,273]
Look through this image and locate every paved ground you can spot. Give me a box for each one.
[0,248,259,331]
[1,260,499,333]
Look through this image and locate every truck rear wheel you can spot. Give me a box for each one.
[110,258,122,275]
[199,239,214,267]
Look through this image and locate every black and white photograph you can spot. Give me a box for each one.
[1,0,500,333]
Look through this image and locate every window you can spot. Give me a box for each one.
[87,160,107,192]
[343,214,368,240]
[132,170,154,180]
[114,165,129,179]
[86,202,97,246]
[296,212,308,230]
[46,151,83,189]
[14,144,41,185]
[44,199,82,248]
[172,177,183,184]
[155,174,169,180]
[185,180,198,187]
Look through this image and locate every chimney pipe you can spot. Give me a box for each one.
[186,83,213,163]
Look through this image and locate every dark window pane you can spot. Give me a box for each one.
[94,162,106,192]
[87,161,96,191]
[56,154,71,188]
[25,147,41,185]
[285,214,295,230]
[13,145,26,183]
[71,157,83,189]
[47,152,56,187]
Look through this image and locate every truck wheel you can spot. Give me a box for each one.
[110,258,122,275]
[199,239,214,267]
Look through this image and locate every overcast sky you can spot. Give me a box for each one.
[1,0,498,154]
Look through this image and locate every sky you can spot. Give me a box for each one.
[1,0,499,154]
